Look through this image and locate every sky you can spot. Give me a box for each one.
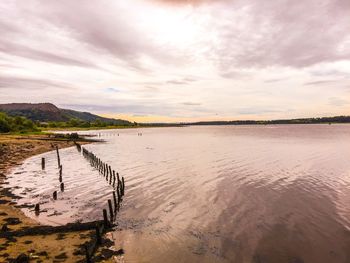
[0,0,349,122]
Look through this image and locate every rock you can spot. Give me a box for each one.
[1,224,9,232]
[4,217,22,225]
[14,253,29,263]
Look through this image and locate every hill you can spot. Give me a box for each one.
[0,103,131,125]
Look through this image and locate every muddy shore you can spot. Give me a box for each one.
[0,135,115,262]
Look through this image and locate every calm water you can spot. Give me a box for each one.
[6,125,350,262]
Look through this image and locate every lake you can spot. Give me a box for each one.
[7,124,350,262]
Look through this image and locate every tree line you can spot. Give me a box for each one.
[0,111,135,133]
[0,111,39,133]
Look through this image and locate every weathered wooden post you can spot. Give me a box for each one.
[117,173,120,188]
[60,182,64,192]
[113,171,116,187]
[108,199,114,222]
[109,170,113,185]
[121,177,125,195]
[41,158,45,170]
[53,191,57,200]
[109,166,112,179]
[56,146,61,168]
[85,244,91,263]
[103,209,108,228]
[112,192,118,211]
[117,188,121,203]
[95,225,101,245]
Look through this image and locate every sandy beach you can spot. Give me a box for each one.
[0,135,113,262]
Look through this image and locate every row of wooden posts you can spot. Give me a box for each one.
[80,145,125,226]
[36,145,64,214]
[77,143,126,262]
[35,143,126,261]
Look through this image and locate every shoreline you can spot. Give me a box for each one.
[0,135,99,262]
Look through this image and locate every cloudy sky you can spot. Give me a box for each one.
[0,0,349,122]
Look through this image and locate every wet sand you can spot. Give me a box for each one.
[0,135,97,262]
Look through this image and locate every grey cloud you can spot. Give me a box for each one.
[0,75,74,90]
[0,1,184,72]
[210,0,350,70]
[167,77,199,85]
[236,107,284,115]
[167,80,188,85]
[220,70,249,79]
[264,78,288,83]
[183,102,202,106]
[304,80,341,86]
[36,1,185,70]
[328,97,349,107]
[0,42,96,68]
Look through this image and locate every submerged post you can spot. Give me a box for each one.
[60,182,64,192]
[109,170,113,185]
[112,192,118,211]
[113,171,116,188]
[108,199,114,222]
[53,191,57,200]
[121,177,125,195]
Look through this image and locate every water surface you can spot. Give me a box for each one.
[7,125,350,262]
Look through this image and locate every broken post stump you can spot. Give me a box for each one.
[34,203,40,214]
[41,158,45,170]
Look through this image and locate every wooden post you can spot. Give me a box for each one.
[85,244,91,263]
[117,173,120,189]
[59,175,62,183]
[122,177,125,195]
[117,188,121,203]
[109,166,112,179]
[112,192,118,211]
[95,225,101,245]
[113,171,116,188]
[53,191,57,200]
[109,170,113,185]
[41,158,45,170]
[108,199,114,222]
[60,182,64,192]
[35,203,40,214]
[56,146,61,168]
[103,209,108,228]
